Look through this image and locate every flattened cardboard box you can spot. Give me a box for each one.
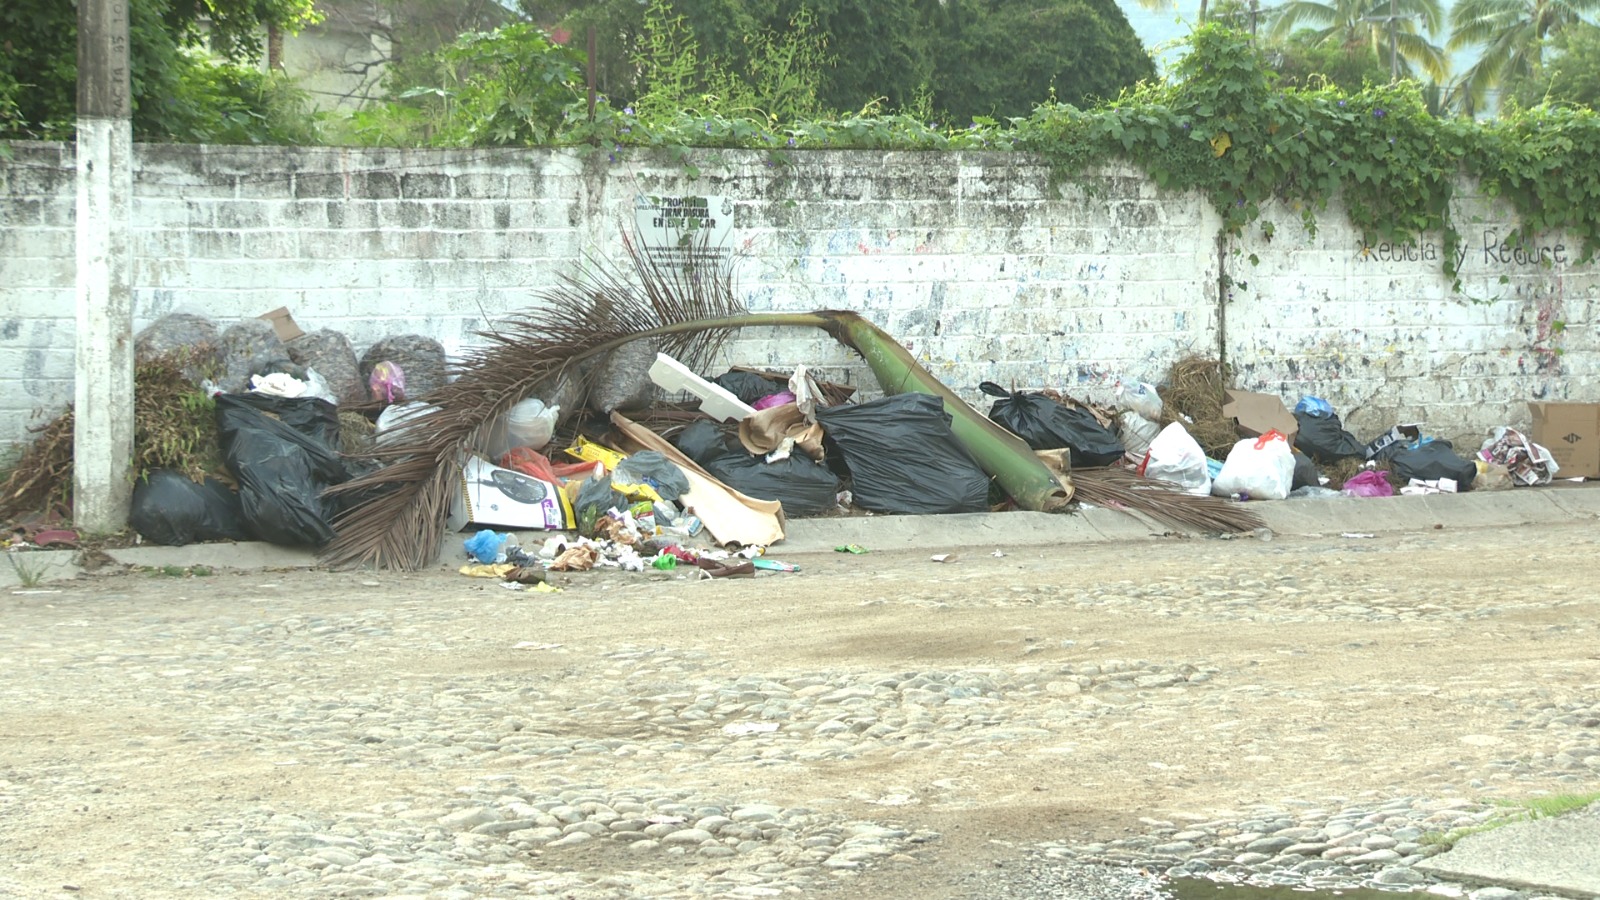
[1529,402,1600,478]
[1222,389,1298,445]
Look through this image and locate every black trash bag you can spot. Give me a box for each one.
[817,393,991,515]
[574,472,626,524]
[1292,450,1320,490]
[128,469,252,546]
[1387,439,1477,490]
[612,450,690,503]
[673,422,841,516]
[216,393,350,547]
[1293,411,1367,464]
[710,453,841,516]
[712,370,787,405]
[979,382,1123,467]
[674,420,728,466]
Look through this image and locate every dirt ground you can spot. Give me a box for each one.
[3,521,1598,898]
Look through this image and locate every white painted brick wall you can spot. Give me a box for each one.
[3,141,1595,452]
[1229,192,1600,445]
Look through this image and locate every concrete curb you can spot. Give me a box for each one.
[1413,802,1600,898]
[7,486,1598,587]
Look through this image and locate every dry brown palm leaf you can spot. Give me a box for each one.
[1159,354,1239,458]
[324,235,1070,571]
[322,233,749,571]
[1071,466,1265,534]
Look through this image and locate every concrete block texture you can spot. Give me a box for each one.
[1,141,1596,451]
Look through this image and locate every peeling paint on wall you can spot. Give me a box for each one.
[2,145,1594,450]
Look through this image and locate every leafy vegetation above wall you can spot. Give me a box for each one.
[316,19,1600,286]
[551,26,1600,285]
[6,8,1597,286]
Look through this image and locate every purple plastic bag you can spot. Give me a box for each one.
[1341,469,1395,498]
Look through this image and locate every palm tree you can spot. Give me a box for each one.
[1266,0,1450,82]
[1446,0,1600,114]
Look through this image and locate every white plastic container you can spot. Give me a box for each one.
[505,398,558,450]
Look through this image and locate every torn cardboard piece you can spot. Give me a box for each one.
[1365,423,1424,461]
[1223,389,1298,444]
[258,307,305,342]
[610,412,786,548]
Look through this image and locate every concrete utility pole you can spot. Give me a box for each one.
[74,0,136,532]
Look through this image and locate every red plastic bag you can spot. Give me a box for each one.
[500,447,559,482]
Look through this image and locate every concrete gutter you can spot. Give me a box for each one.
[7,484,1599,588]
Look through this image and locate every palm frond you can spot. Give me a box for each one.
[1071,467,1267,534]
[321,233,750,571]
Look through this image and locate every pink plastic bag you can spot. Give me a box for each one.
[1341,469,1394,498]
[753,391,797,411]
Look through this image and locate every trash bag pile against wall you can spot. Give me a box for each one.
[216,393,350,547]
[128,469,253,546]
[817,393,991,515]
[674,422,840,516]
[980,382,1124,466]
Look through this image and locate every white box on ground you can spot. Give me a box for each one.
[648,353,756,422]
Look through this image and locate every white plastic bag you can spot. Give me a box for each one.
[1116,378,1163,421]
[375,402,439,446]
[249,371,306,398]
[1119,410,1162,463]
[301,368,338,405]
[1212,430,1295,501]
[1140,422,1211,496]
[505,398,559,451]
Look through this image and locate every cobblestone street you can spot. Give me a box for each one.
[2,521,1597,899]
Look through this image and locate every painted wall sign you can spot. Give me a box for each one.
[634,194,734,266]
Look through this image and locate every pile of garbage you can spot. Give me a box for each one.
[1103,355,1564,502]
[0,296,1571,583]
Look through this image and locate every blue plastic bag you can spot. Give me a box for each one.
[464,529,506,564]
[1293,396,1334,418]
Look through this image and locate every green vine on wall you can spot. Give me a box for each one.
[549,26,1600,286]
[1010,26,1600,285]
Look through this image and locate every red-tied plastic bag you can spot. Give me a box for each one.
[1211,429,1295,500]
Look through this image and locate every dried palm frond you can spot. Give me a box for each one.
[1071,466,1265,534]
[322,233,748,571]
[324,235,1071,571]
[1,351,224,525]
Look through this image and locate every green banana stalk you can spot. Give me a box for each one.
[627,310,1072,513]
